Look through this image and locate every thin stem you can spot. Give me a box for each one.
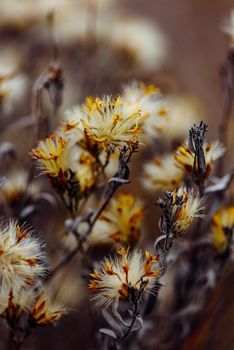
[6,329,24,350]
[6,329,14,350]
[198,180,205,197]
[49,245,79,279]
[49,177,120,279]
[89,186,116,231]
[119,302,138,342]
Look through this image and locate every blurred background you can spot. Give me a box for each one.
[0,0,233,349]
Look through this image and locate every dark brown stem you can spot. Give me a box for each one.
[6,329,24,350]
[198,180,205,197]
[88,185,116,232]
[120,302,138,342]
[49,175,121,279]
[49,244,80,278]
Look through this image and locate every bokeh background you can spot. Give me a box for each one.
[0,0,234,349]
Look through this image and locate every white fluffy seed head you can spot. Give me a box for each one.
[0,220,46,305]
[121,81,169,143]
[171,187,205,237]
[143,154,184,192]
[89,193,143,246]
[89,248,160,308]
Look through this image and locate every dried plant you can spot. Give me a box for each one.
[0,2,233,350]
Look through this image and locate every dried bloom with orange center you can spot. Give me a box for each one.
[30,288,65,326]
[89,247,159,308]
[29,134,70,181]
[108,16,168,72]
[0,221,46,304]
[60,105,84,143]
[143,154,184,192]
[30,133,99,192]
[0,66,27,114]
[211,207,234,254]
[170,187,204,237]
[121,81,168,142]
[30,134,100,214]
[0,288,34,318]
[69,146,99,194]
[89,194,143,246]
[80,96,141,152]
[162,95,202,142]
[175,141,225,180]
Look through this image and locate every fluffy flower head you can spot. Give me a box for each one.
[89,247,159,308]
[89,194,143,245]
[29,134,70,180]
[170,187,204,236]
[0,68,27,114]
[30,288,65,326]
[162,95,202,142]
[80,96,141,152]
[59,105,84,143]
[69,146,99,194]
[211,207,234,253]
[143,154,184,191]
[121,81,168,141]
[109,17,168,72]
[175,141,225,179]
[0,221,46,302]
[1,288,34,318]
[0,170,40,205]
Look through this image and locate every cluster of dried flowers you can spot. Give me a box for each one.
[0,2,234,350]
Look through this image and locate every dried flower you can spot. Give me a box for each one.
[71,147,99,194]
[109,17,168,72]
[0,0,69,27]
[89,194,143,245]
[143,154,184,191]
[121,81,168,141]
[80,96,141,152]
[60,105,84,143]
[30,133,101,214]
[1,288,34,318]
[170,187,204,237]
[29,133,79,214]
[162,95,202,142]
[52,0,118,44]
[0,67,27,114]
[50,2,167,72]
[30,288,65,326]
[29,134,70,181]
[0,170,40,205]
[211,207,234,253]
[0,221,46,303]
[89,247,159,308]
[157,187,203,239]
[175,141,225,179]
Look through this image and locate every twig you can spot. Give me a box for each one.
[119,302,139,342]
